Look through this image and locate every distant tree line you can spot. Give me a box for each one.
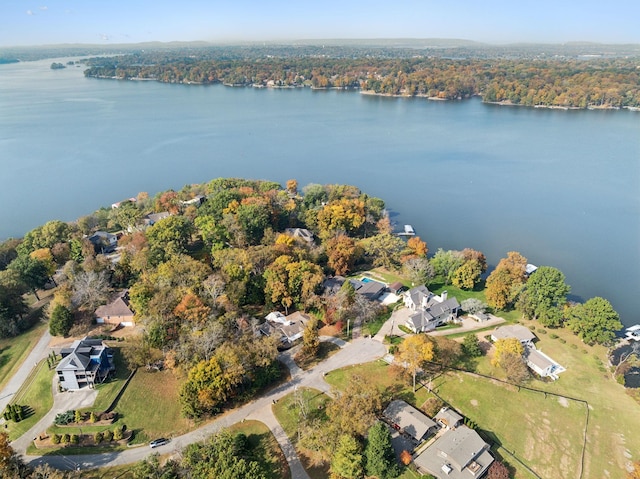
[84,49,640,108]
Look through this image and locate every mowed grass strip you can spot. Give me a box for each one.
[7,359,54,441]
[0,321,48,391]
[112,368,191,443]
[433,371,585,479]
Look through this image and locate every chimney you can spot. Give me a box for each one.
[441,291,448,301]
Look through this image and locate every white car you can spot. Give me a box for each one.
[149,438,169,448]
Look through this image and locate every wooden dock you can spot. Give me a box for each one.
[396,224,416,236]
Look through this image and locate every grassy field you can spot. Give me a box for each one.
[88,347,132,412]
[6,359,54,441]
[326,324,640,479]
[112,367,192,443]
[0,321,48,392]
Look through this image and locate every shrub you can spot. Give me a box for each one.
[89,411,97,423]
[74,410,82,423]
[103,430,114,442]
[549,333,558,339]
[54,410,75,426]
[388,344,398,355]
[113,426,123,440]
[559,338,566,343]
[529,325,536,331]
[70,434,79,445]
[400,450,412,465]
[94,432,103,444]
[538,328,547,334]
[52,434,61,445]
[62,434,70,443]
[571,343,578,349]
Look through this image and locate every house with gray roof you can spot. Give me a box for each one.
[435,407,463,430]
[383,399,436,443]
[524,346,566,380]
[405,289,461,333]
[56,338,115,390]
[285,228,315,243]
[491,325,536,346]
[414,425,494,479]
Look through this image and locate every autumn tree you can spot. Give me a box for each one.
[628,461,640,479]
[365,421,401,479]
[360,233,406,270]
[485,251,528,310]
[499,351,530,384]
[330,435,364,479]
[264,255,323,313]
[517,266,570,327]
[17,220,71,256]
[327,374,383,438]
[566,297,623,345]
[174,293,211,324]
[0,270,28,338]
[0,431,28,478]
[403,236,428,260]
[326,234,359,276]
[486,460,511,479]
[302,317,320,358]
[286,179,298,195]
[460,298,487,315]
[398,334,435,391]
[461,248,488,273]
[317,198,366,239]
[155,190,181,214]
[451,259,483,290]
[491,338,525,368]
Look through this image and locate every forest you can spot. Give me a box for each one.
[82,45,640,108]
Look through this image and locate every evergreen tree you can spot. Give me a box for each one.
[49,304,74,337]
[330,434,364,479]
[365,421,401,479]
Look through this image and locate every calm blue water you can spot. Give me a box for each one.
[1,58,639,325]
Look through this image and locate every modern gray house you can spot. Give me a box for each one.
[56,338,115,390]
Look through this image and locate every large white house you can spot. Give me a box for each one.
[403,286,460,333]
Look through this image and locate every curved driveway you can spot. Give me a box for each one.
[25,337,387,476]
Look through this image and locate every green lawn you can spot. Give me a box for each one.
[6,359,54,441]
[88,347,132,413]
[0,321,48,392]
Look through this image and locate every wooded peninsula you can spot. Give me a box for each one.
[81,43,640,109]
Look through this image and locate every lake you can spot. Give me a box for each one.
[1,58,639,325]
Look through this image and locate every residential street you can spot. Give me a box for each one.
[24,337,387,476]
[0,328,52,414]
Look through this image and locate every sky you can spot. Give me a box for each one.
[1,0,639,47]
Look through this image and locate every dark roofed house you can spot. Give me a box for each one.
[351,279,386,301]
[323,276,346,295]
[383,399,436,443]
[56,337,115,390]
[95,290,135,327]
[388,282,406,295]
[260,311,311,344]
[414,425,494,479]
[88,231,118,254]
[143,211,171,226]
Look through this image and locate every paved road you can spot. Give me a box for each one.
[0,328,52,413]
[25,337,387,476]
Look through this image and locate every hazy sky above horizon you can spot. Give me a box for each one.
[1,0,639,47]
